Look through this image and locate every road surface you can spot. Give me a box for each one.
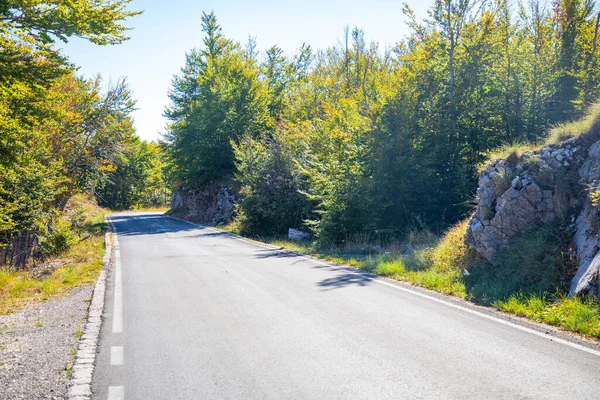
[92,213,600,399]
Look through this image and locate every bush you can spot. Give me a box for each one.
[234,129,314,236]
[429,219,476,272]
[40,214,75,257]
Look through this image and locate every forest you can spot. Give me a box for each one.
[165,0,600,246]
[0,0,167,269]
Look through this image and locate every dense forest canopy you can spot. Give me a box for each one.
[0,0,167,269]
[164,1,600,244]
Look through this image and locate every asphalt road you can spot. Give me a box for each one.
[92,213,600,400]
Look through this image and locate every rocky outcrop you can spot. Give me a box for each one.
[169,183,236,226]
[467,117,600,297]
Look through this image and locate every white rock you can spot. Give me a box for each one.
[511,176,522,189]
[288,228,311,241]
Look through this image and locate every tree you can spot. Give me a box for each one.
[164,11,271,185]
[0,0,141,45]
[0,0,140,268]
[551,0,595,122]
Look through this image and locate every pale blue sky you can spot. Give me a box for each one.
[59,0,433,141]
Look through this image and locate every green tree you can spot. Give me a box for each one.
[164,11,271,185]
[0,0,141,45]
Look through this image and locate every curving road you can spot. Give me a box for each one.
[92,212,600,399]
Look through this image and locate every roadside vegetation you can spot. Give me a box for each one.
[0,195,106,314]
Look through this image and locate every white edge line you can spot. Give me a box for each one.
[107,216,123,334]
[166,214,600,358]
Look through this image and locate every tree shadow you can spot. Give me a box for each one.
[317,272,373,290]
[253,249,299,259]
[108,214,198,237]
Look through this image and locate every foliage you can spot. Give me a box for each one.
[166,3,600,243]
[0,0,139,269]
[0,195,105,314]
[97,140,170,210]
[233,124,313,235]
[164,11,271,185]
[39,213,75,257]
[0,0,141,45]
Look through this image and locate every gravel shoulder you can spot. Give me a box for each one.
[0,286,94,400]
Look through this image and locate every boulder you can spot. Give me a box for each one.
[288,228,312,241]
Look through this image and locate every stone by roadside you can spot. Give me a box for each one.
[0,286,94,400]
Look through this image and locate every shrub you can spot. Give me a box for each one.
[234,128,314,236]
[429,219,475,272]
[40,214,75,257]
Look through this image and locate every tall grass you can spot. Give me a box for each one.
[547,102,600,144]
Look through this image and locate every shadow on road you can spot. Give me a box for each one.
[318,273,373,290]
[109,214,199,237]
[253,249,298,259]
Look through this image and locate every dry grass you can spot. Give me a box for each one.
[478,102,600,172]
[547,102,600,145]
[0,196,106,314]
[479,141,540,172]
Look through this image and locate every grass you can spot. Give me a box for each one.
[74,328,83,339]
[0,196,106,315]
[479,141,540,172]
[547,102,600,145]
[497,293,600,338]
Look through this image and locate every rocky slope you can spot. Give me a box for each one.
[467,117,600,297]
[169,182,236,226]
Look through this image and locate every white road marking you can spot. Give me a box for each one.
[108,217,123,334]
[107,385,124,400]
[110,346,124,366]
[167,214,600,358]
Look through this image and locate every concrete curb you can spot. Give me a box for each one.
[67,218,112,400]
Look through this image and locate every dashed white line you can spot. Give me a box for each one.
[107,385,125,400]
[110,346,124,366]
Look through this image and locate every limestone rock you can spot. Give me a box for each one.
[169,183,236,225]
[466,117,600,297]
[288,228,312,241]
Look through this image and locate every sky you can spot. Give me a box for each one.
[59,0,433,142]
